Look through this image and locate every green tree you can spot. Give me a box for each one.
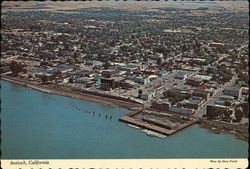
[235,110,244,122]
[224,101,231,106]
[157,58,162,66]
[103,61,110,69]
[138,89,143,97]
[10,61,24,76]
[41,76,48,85]
[206,111,218,119]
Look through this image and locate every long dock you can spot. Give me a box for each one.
[119,115,197,136]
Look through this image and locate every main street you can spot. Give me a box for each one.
[192,74,237,118]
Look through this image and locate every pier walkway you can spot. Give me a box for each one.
[119,115,197,136]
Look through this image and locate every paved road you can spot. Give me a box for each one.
[192,74,238,118]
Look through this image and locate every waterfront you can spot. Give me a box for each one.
[1,80,248,159]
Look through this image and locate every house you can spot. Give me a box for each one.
[127,63,142,70]
[119,65,138,72]
[175,71,187,79]
[56,77,70,83]
[158,70,168,77]
[57,64,73,73]
[133,76,149,85]
[86,60,103,67]
[85,80,96,88]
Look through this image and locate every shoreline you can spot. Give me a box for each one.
[199,122,248,142]
[1,75,143,111]
[1,75,248,142]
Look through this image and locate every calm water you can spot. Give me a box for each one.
[1,80,248,159]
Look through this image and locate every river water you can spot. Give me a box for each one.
[1,80,248,159]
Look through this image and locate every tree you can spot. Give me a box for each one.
[41,76,48,85]
[138,89,143,97]
[157,58,162,66]
[241,103,249,117]
[69,77,74,83]
[10,61,24,76]
[103,61,110,70]
[224,101,231,106]
[235,110,244,122]
[206,111,218,119]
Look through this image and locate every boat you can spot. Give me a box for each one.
[141,129,167,139]
[127,124,140,129]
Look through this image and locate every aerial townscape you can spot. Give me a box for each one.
[1,1,249,143]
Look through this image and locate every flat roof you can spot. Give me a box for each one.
[220,95,235,99]
[224,86,241,90]
[194,74,212,81]
[186,77,203,82]
[207,104,227,108]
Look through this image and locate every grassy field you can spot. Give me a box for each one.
[2,1,249,13]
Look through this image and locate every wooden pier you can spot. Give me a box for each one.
[119,115,198,136]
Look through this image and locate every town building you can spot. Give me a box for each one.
[151,101,170,111]
[224,86,242,99]
[206,104,229,115]
[185,77,203,86]
[175,71,188,79]
[100,77,124,91]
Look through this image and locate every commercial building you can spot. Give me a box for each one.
[193,90,211,100]
[177,99,203,109]
[206,104,229,115]
[100,77,125,91]
[219,95,235,101]
[140,90,156,101]
[101,69,118,78]
[224,86,242,99]
[193,74,212,82]
[169,106,194,115]
[185,77,203,86]
[151,101,170,111]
